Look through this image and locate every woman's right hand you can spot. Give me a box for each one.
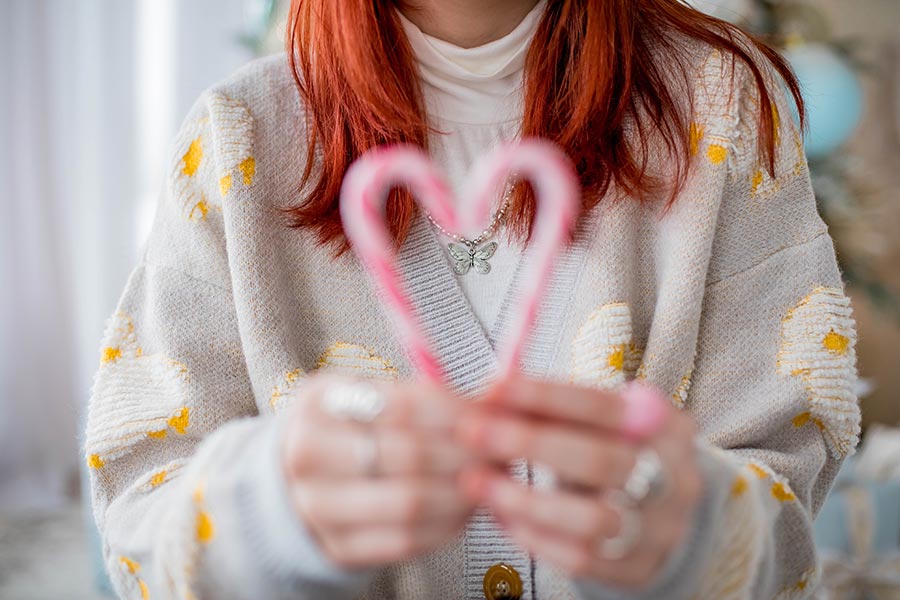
[281,375,476,568]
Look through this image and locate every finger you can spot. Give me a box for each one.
[285,426,471,478]
[299,375,462,431]
[483,377,670,439]
[323,520,467,568]
[664,443,703,512]
[499,517,595,577]
[639,414,702,508]
[293,478,474,528]
[458,410,637,488]
[378,380,463,430]
[471,468,625,541]
[498,517,664,588]
[463,463,697,555]
[375,428,473,476]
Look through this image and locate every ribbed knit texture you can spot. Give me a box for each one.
[86,36,859,600]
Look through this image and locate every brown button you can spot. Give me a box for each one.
[483,563,523,600]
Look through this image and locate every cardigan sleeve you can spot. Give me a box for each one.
[576,46,860,600]
[679,235,856,600]
[84,92,371,599]
[615,223,859,600]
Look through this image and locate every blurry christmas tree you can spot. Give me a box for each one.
[239,0,899,319]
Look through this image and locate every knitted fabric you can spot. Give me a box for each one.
[86,39,859,600]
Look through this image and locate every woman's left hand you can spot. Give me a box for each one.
[457,377,702,589]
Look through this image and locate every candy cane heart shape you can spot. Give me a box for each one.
[339,139,580,386]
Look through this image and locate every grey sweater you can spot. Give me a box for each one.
[85,41,859,600]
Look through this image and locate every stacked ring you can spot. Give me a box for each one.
[623,448,668,506]
[320,380,386,423]
[321,380,386,477]
[596,448,670,560]
[596,490,641,561]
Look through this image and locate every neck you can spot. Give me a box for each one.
[397,0,540,48]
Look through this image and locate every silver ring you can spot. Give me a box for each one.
[623,448,668,506]
[596,490,642,560]
[355,431,379,477]
[321,381,386,423]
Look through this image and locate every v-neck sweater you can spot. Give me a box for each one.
[86,37,859,600]
[398,2,547,332]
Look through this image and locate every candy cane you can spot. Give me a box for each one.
[340,147,454,384]
[339,140,580,385]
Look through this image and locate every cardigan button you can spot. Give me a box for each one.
[483,563,522,600]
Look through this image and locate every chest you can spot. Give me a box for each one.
[225,189,719,419]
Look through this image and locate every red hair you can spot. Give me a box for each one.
[284,0,804,250]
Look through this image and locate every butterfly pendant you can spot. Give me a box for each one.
[448,241,498,275]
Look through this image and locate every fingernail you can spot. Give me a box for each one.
[620,381,669,439]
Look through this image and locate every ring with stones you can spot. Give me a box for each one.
[320,380,386,424]
[623,448,668,506]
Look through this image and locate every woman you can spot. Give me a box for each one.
[85,0,860,598]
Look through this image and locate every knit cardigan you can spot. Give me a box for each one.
[86,39,860,600]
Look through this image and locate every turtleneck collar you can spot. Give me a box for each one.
[397,1,546,125]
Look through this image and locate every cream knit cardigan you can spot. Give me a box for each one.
[86,38,860,600]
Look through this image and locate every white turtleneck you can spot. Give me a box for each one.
[398,2,546,332]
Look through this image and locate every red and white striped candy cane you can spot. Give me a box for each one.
[339,140,580,386]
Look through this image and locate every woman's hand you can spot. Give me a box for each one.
[457,377,702,589]
[281,375,476,568]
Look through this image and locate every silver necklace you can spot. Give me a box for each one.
[425,184,513,276]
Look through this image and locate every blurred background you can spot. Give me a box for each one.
[1,0,898,598]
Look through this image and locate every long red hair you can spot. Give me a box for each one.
[284,0,803,250]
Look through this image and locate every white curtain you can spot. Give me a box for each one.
[0,0,254,512]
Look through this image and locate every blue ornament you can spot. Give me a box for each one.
[782,43,864,160]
